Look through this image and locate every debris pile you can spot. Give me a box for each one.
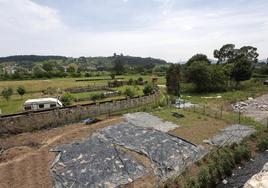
[231,94,268,123]
[244,161,268,188]
[203,124,255,146]
[232,97,268,113]
[124,112,179,132]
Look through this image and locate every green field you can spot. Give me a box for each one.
[0,75,163,115]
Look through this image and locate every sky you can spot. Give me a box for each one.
[0,0,267,62]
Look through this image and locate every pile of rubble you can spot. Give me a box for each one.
[232,97,268,113]
[244,161,268,188]
[232,94,268,123]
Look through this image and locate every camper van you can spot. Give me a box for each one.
[24,98,63,111]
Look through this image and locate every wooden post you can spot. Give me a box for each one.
[239,109,241,124]
[220,106,223,119]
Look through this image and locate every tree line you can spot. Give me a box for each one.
[166,44,263,94]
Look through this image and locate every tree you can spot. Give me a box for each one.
[186,61,211,92]
[143,84,154,95]
[2,87,13,101]
[112,58,125,75]
[17,86,26,98]
[42,61,55,72]
[67,64,76,73]
[186,62,227,92]
[166,64,181,96]
[231,55,253,86]
[186,54,210,66]
[33,65,47,78]
[214,44,236,64]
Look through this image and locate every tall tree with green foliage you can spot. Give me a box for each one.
[1,87,13,101]
[112,58,125,75]
[231,55,253,86]
[166,64,181,96]
[186,54,210,66]
[186,61,227,92]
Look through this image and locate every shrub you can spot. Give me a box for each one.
[91,93,105,101]
[198,167,211,188]
[184,177,199,188]
[257,136,268,151]
[143,84,154,95]
[60,93,74,106]
[17,86,26,98]
[124,87,135,97]
[128,78,134,85]
[234,145,251,164]
[1,87,13,101]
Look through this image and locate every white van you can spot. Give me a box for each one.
[24,98,63,111]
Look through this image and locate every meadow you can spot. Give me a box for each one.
[0,75,164,115]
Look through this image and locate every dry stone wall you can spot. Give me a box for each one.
[0,93,159,136]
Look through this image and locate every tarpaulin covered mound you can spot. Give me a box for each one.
[51,135,148,188]
[98,123,206,178]
[124,112,179,132]
[203,124,255,146]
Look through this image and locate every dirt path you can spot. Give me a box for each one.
[0,117,123,188]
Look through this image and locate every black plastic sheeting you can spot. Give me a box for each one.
[51,135,148,188]
[51,123,206,187]
[98,123,206,178]
[204,124,255,146]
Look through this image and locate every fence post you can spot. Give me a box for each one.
[238,109,241,124]
[220,106,223,119]
[203,105,206,115]
[194,104,196,112]
[266,117,268,130]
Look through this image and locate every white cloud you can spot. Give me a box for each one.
[0,0,267,62]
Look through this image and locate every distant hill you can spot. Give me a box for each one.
[0,55,67,63]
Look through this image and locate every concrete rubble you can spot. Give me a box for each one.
[244,162,268,188]
[203,124,255,146]
[232,94,268,123]
[124,112,179,132]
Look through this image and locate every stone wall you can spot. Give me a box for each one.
[0,92,160,136]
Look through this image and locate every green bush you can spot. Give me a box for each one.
[60,93,74,106]
[124,87,135,97]
[143,84,154,95]
[257,136,268,151]
[198,167,211,188]
[183,177,199,188]
[233,145,251,164]
[91,93,105,101]
[1,87,13,101]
